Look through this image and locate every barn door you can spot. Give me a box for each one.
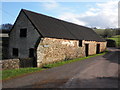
[85,44,89,57]
[96,44,100,54]
[29,48,37,67]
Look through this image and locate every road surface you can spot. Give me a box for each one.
[3,48,119,88]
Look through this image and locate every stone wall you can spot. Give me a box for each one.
[98,42,107,52]
[37,38,85,67]
[84,40,96,55]
[36,38,107,67]
[1,59,19,70]
[37,38,107,67]
[84,40,107,55]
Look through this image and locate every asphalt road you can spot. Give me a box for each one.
[3,48,119,88]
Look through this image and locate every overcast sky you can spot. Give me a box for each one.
[1,0,119,28]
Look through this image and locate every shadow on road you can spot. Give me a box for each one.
[20,79,69,88]
[103,50,120,64]
[22,77,118,88]
[61,77,119,88]
[19,76,119,88]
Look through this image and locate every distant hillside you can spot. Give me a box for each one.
[94,29,120,38]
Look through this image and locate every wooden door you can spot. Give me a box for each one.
[96,44,100,54]
[85,44,89,57]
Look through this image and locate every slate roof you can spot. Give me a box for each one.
[22,9,105,42]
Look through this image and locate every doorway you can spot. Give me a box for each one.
[96,44,100,54]
[85,44,89,57]
[29,48,37,67]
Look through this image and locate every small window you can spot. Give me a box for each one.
[20,28,27,37]
[13,48,18,56]
[79,40,82,47]
[29,48,34,57]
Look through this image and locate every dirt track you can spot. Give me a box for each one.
[3,48,119,88]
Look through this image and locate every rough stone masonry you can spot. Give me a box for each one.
[37,38,106,67]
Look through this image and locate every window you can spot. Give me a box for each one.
[13,48,18,56]
[20,28,27,37]
[79,40,82,47]
[29,48,34,57]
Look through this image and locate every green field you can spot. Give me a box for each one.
[107,35,120,47]
[2,51,107,80]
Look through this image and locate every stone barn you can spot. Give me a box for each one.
[9,9,107,67]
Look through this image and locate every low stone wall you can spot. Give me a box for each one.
[1,59,19,70]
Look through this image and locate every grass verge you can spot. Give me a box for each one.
[2,51,107,80]
[43,51,107,68]
[2,67,45,80]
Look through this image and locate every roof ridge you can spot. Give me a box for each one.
[22,9,91,29]
[21,9,105,42]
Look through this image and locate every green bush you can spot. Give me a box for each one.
[107,35,120,48]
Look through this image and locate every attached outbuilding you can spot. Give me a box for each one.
[9,9,107,67]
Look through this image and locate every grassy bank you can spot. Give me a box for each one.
[43,51,107,68]
[2,51,107,80]
[2,68,45,80]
